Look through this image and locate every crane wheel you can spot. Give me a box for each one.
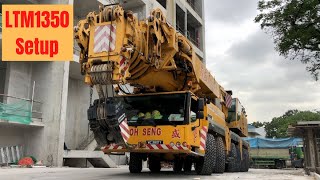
[240,148,248,172]
[244,149,249,172]
[234,145,241,172]
[195,134,216,175]
[226,143,237,172]
[173,158,183,173]
[183,156,193,172]
[213,136,225,173]
[129,153,143,173]
[240,148,246,172]
[148,157,161,172]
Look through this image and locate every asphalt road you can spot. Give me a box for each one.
[0,166,314,180]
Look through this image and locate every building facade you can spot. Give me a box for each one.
[0,0,205,167]
[247,124,266,138]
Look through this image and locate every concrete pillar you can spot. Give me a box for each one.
[304,136,310,168]
[307,129,316,170]
[28,62,65,166]
[166,0,176,27]
[184,8,187,36]
[201,0,206,64]
[56,0,73,167]
[57,62,70,167]
[314,130,319,167]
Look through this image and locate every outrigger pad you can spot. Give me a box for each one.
[87,97,130,148]
[87,105,97,120]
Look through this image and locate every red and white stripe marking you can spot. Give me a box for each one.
[146,144,189,150]
[119,56,129,79]
[118,114,130,143]
[94,24,116,53]
[103,144,189,150]
[200,126,208,151]
[225,93,233,108]
[103,144,126,150]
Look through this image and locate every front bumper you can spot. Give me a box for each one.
[101,144,191,154]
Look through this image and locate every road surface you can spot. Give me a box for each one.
[0,166,314,180]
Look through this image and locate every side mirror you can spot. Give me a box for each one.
[196,111,204,119]
[198,98,205,111]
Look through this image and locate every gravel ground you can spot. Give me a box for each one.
[0,166,314,180]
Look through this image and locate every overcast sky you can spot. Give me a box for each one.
[204,0,320,123]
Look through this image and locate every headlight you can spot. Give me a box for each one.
[176,142,181,147]
[170,142,175,147]
[182,142,187,147]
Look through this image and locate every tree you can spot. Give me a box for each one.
[250,121,265,128]
[255,0,320,80]
[264,109,320,138]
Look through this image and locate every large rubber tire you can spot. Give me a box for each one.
[244,149,249,172]
[149,157,161,172]
[226,143,237,172]
[213,136,225,173]
[240,148,247,172]
[173,158,183,172]
[234,145,241,172]
[195,134,216,175]
[183,157,193,172]
[275,160,284,169]
[129,153,142,173]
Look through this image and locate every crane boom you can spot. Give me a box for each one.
[75,5,230,115]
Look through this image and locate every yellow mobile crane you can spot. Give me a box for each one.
[75,5,249,175]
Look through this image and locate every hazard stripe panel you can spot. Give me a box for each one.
[117,113,130,143]
[103,144,189,150]
[119,56,129,79]
[199,126,208,151]
[94,24,116,53]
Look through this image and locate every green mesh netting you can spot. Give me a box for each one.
[0,100,32,125]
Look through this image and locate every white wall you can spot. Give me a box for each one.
[30,62,67,166]
[65,78,92,149]
[5,62,32,102]
[0,126,25,147]
[0,125,44,161]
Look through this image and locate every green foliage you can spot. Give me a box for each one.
[255,0,320,80]
[250,121,265,128]
[264,109,320,138]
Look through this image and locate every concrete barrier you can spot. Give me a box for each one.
[63,150,116,168]
[313,172,320,180]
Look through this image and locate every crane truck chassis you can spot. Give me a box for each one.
[75,4,249,175]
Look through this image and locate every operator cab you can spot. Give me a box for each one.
[227,98,248,136]
[113,91,203,126]
[227,98,245,123]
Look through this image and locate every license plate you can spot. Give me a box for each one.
[146,140,163,144]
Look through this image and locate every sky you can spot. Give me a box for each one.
[203,0,320,123]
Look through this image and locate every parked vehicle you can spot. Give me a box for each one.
[245,137,304,169]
